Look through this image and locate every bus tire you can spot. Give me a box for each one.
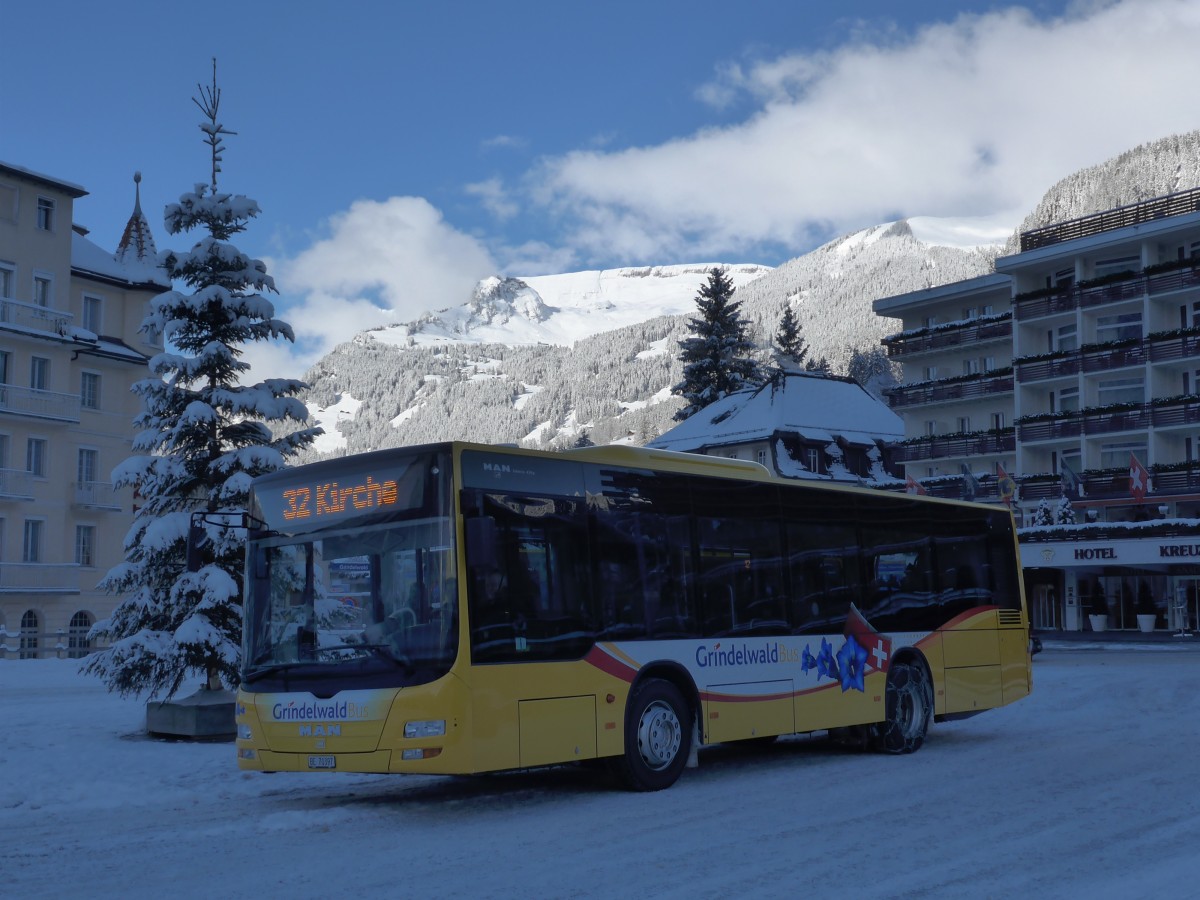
[612,678,692,791]
[875,660,932,754]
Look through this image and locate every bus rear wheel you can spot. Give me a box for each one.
[612,678,692,791]
[875,660,932,754]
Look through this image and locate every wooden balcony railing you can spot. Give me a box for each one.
[1020,186,1200,251]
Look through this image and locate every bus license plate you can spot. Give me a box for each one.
[308,755,336,769]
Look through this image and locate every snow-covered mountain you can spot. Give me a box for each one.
[300,129,1200,458]
[301,232,992,457]
[373,264,771,350]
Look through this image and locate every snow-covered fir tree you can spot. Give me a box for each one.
[1055,496,1076,525]
[1032,498,1055,526]
[774,303,807,367]
[85,63,321,698]
[673,267,763,420]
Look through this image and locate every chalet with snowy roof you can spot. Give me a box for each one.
[0,163,167,659]
[649,370,904,484]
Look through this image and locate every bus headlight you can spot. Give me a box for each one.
[238,724,253,740]
[404,719,446,738]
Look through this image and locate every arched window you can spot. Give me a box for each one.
[20,609,39,660]
[68,611,94,659]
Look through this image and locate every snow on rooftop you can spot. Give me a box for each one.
[649,372,902,454]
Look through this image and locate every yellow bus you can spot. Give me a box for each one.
[235,441,1032,790]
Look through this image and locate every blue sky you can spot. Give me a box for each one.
[7,0,1200,378]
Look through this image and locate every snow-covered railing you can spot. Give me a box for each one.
[73,481,122,510]
[0,563,79,593]
[0,297,73,335]
[0,467,35,500]
[0,384,81,422]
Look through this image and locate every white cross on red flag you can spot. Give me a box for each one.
[1129,453,1151,501]
[845,603,892,674]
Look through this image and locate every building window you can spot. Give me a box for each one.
[68,611,94,659]
[957,416,972,433]
[22,519,43,562]
[962,306,978,319]
[1049,323,1078,353]
[923,315,937,328]
[27,438,46,477]
[0,260,13,300]
[924,366,937,381]
[82,295,103,333]
[1100,441,1147,469]
[1053,387,1080,414]
[1053,267,1075,289]
[982,304,994,316]
[30,357,49,391]
[0,432,8,468]
[1096,312,1142,344]
[36,197,55,231]
[1098,376,1144,407]
[1093,255,1139,279]
[924,420,937,436]
[805,448,820,472]
[757,449,767,468]
[0,183,16,223]
[20,610,39,660]
[990,412,1006,430]
[33,274,52,307]
[81,372,100,409]
[77,448,98,485]
[983,356,995,371]
[0,349,9,384]
[75,525,96,566]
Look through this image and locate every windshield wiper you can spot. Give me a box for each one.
[242,661,314,683]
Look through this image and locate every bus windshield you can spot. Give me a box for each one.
[241,450,457,688]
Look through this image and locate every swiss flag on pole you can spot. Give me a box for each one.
[1129,453,1151,501]
[997,463,1016,507]
[905,475,927,495]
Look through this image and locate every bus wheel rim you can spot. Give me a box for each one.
[637,700,682,770]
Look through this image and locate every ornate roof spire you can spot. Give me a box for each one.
[115,171,158,265]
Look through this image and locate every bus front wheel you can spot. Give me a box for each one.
[612,678,692,791]
[875,661,932,754]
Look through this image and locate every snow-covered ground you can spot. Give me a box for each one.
[4,648,1198,898]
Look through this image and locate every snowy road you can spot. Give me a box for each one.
[4,649,1198,899]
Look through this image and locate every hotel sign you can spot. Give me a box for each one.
[1026,535,1200,567]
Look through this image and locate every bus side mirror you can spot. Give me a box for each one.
[466,516,498,571]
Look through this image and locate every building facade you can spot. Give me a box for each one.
[0,162,165,658]
[874,188,1200,636]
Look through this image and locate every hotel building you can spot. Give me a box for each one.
[874,188,1200,635]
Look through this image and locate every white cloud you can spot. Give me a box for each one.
[465,177,520,220]
[532,0,1200,262]
[258,196,496,380]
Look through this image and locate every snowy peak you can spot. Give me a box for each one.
[368,263,772,350]
[468,276,552,327]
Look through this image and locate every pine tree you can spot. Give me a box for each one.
[85,62,322,699]
[673,267,763,420]
[774,304,807,369]
[1055,495,1076,525]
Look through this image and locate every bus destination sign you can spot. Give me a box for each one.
[256,461,422,532]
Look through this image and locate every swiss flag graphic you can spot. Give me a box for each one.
[845,603,892,674]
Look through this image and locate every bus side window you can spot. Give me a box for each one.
[785,520,855,634]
